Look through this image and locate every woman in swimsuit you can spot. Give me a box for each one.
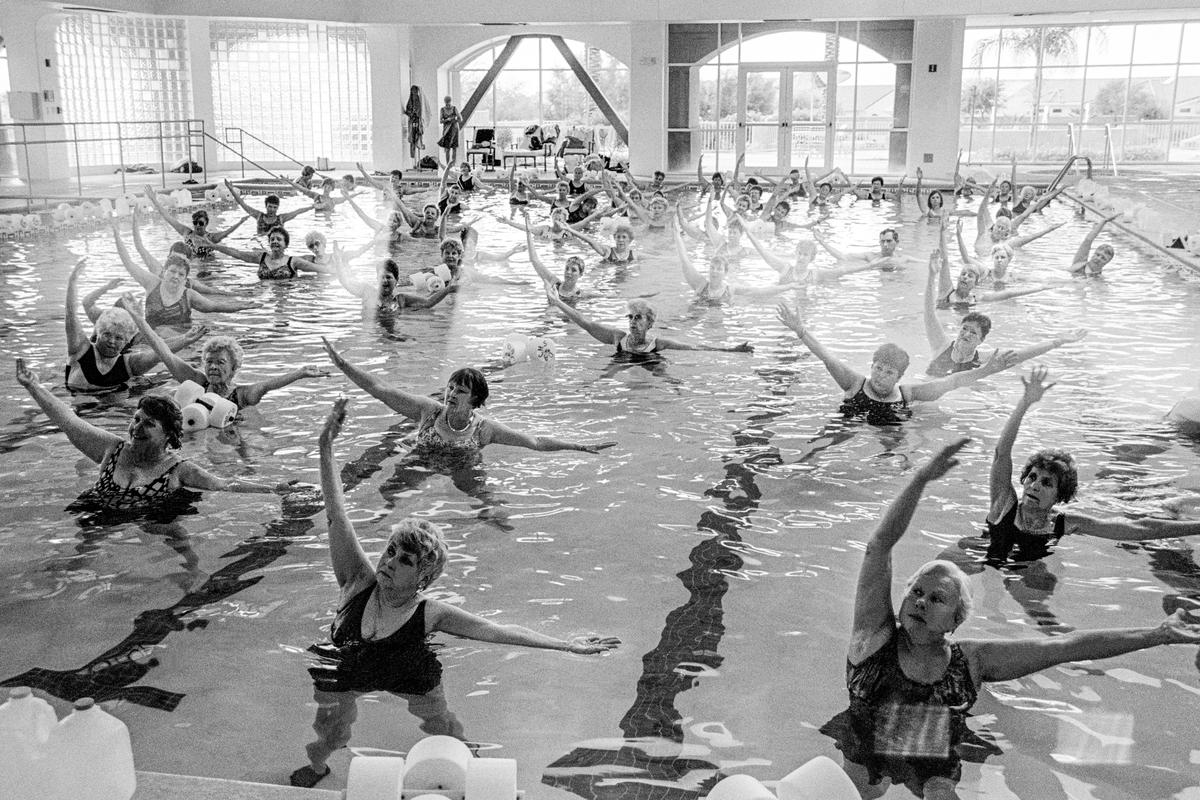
[288,399,619,788]
[110,221,259,329]
[986,368,1200,565]
[672,216,802,304]
[544,291,753,358]
[208,226,332,280]
[126,308,329,411]
[563,221,636,264]
[1065,212,1122,277]
[17,358,290,503]
[524,217,593,304]
[776,304,1019,425]
[284,176,353,214]
[223,181,312,235]
[973,178,1064,257]
[834,440,1200,800]
[142,190,247,257]
[322,340,615,456]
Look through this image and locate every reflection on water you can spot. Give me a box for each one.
[1,185,1199,796]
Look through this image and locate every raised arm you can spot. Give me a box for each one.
[914,169,929,215]
[329,244,369,298]
[318,398,374,589]
[395,282,459,309]
[16,358,121,463]
[744,225,791,272]
[356,162,387,191]
[224,179,262,220]
[975,178,998,239]
[524,216,558,286]
[989,367,1052,517]
[126,307,205,385]
[142,186,192,237]
[1009,221,1066,250]
[776,304,861,392]
[188,288,259,314]
[277,205,313,226]
[966,609,1200,684]
[206,215,248,244]
[129,214,163,276]
[696,155,711,194]
[80,278,123,324]
[64,259,91,353]
[561,225,607,257]
[111,221,160,290]
[321,337,440,422]
[923,252,951,355]
[340,189,385,233]
[282,177,321,201]
[849,440,969,663]
[811,229,850,262]
[1068,213,1118,271]
[544,286,622,345]
[978,284,1054,303]
[672,217,707,293]
[1012,186,1062,228]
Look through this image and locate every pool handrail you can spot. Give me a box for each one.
[1045,155,1093,196]
[1060,188,1200,275]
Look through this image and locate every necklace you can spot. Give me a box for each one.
[444,409,472,434]
[365,584,418,640]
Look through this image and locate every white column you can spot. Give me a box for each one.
[628,22,667,175]
[184,18,218,171]
[906,18,965,181]
[367,24,410,171]
[0,0,72,183]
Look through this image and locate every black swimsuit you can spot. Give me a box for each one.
[79,441,183,511]
[66,344,133,392]
[839,379,911,425]
[926,345,979,378]
[307,581,442,695]
[985,502,1066,565]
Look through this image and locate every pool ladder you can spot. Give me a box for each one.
[1044,155,1092,196]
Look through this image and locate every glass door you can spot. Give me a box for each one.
[737,62,835,171]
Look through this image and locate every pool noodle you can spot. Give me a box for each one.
[402,735,471,795]
[197,393,238,428]
[705,773,775,800]
[181,403,209,432]
[465,758,518,800]
[775,755,860,800]
[345,756,404,800]
[173,380,206,408]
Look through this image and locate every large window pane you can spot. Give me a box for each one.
[1132,24,1182,65]
[493,72,539,123]
[1087,25,1135,66]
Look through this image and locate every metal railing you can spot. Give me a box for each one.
[0,118,207,210]
[222,127,310,178]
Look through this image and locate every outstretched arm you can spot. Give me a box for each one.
[561,225,608,257]
[812,230,850,262]
[978,284,1054,303]
[696,155,711,194]
[276,206,313,226]
[850,440,970,663]
[744,226,790,272]
[188,288,258,314]
[966,609,1200,684]
[914,169,930,215]
[544,286,622,345]
[126,307,205,385]
[142,186,191,237]
[524,216,558,286]
[975,178,998,239]
[111,221,160,291]
[356,162,387,191]
[282,177,321,201]
[16,358,121,463]
[776,304,861,392]
[1010,221,1066,250]
[130,214,164,276]
[237,364,329,407]
[429,601,620,654]
[329,244,369,298]
[224,179,262,220]
[905,349,1019,402]
[321,337,440,422]
[205,215,249,244]
[207,241,263,265]
[483,419,616,454]
[672,217,707,293]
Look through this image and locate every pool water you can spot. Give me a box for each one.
[1,183,1199,799]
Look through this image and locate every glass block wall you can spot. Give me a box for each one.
[210,21,372,164]
[55,12,193,169]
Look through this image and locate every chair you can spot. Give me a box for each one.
[557,126,594,165]
[466,127,496,171]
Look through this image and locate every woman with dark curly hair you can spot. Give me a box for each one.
[16,358,290,509]
[987,367,1200,565]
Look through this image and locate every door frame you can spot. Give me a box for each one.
[735,61,836,171]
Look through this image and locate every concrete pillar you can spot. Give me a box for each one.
[906,18,965,181]
[0,0,72,184]
[367,24,411,171]
[628,22,666,175]
[184,18,218,171]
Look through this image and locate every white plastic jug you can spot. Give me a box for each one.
[0,687,57,799]
[45,698,136,800]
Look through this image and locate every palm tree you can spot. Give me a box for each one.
[972,26,1081,154]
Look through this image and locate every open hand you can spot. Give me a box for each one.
[1020,365,1055,404]
[299,365,331,379]
[915,437,971,483]
[319,397,349,448]
[15,358,39,389]
[1156,608,1200,645]
[580,441,617,454]
[320,336,346,367]
[564,635,621,655]
[776,303,806,337]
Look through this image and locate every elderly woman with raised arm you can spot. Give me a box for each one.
[834,439,1200,799]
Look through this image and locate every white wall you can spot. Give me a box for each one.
[907,18,966,181]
